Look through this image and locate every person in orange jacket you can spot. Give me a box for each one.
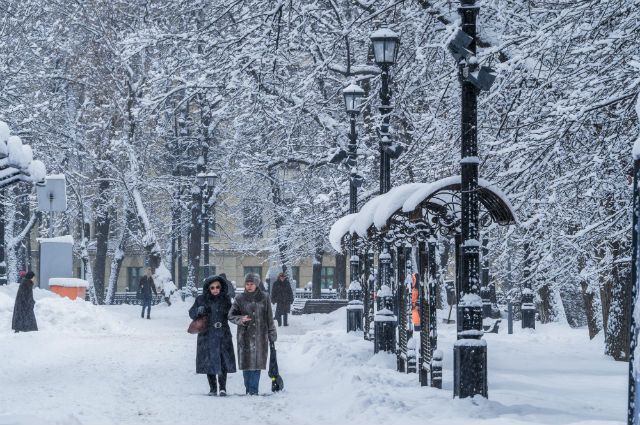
[411,273,421,331]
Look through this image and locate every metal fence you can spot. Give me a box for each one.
[85,291,164,305]
[294,289,339,299]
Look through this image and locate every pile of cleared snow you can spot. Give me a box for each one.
[0,283,128,334]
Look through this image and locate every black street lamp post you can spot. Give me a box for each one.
[448,0,496,399]
[370,26,401,354]
[343,83,366,332]
[521,242,535,328]
[197,172,218,280]
[343,83,365,290]
[629,144,640,425]
[481,238,491,318]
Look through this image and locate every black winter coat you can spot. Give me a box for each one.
[12,278,38,332]
[271,278,294,315]
[137,276,157,300]
[228,289,277,370]
[189,277,237,375]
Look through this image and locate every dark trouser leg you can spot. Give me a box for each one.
[146,300,151,318]
[242,370,250,394]
[141,304,145,318]
[207,374,217,393]
[217,372,227,392]
[283,313,288,326]
[276,313,282,327]
[243,370,260,395]
[251,370,261,394]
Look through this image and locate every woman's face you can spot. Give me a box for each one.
[245,282,257,293]
[209,282,222,295]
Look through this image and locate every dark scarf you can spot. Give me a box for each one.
[243,289,264,302]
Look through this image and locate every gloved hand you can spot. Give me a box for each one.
[196,306,206,316]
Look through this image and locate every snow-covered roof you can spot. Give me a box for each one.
[49,277,88,288]
[370,28,400,40]
[38,235,74,244]
[329,176,516,248]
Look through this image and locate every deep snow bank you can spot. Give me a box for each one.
[0,283,129,334]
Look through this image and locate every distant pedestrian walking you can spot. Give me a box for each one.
[228,273,277,395]
[189,276,237,396]
[12,271,38,333]
[271,272,294,327]
[137,267,157,319]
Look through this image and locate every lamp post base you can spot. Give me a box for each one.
[522,307,536,329]
[347,301,364,332]
[374,309,397,353]
[453,340,488,398]
[522,289,536,329]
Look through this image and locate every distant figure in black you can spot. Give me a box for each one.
[271,272,294,327]
[189,276,237,396]
[137,267,157,319]
[260,276,269,294]
[12,271,38,333]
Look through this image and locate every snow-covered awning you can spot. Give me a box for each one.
[329,176,516,252]
[329,213,358,252]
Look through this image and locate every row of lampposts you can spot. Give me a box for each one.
[340,0,495,399]
[339,28,402,343]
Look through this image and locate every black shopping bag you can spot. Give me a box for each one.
[268,341,284,392]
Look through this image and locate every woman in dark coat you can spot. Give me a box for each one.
[271,272,294,327]
[189,275,237,396]
[12,271,38,333]
[228,273,277,395]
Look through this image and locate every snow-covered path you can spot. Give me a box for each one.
[0,286,627,425]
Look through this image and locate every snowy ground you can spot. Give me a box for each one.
[0,284,626,425]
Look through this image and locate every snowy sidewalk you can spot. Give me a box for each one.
[0,286,627,425]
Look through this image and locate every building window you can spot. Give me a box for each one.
[290,266,300,288]
[242,198,263,238]
[127,267,143,292]
[243,266,263,281]
[178,265,217,288]
[321,267,335,289]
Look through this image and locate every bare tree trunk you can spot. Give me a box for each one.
[5,197,17,284]
[187,184,202,295]
[92,180,111,305]
[15,186,29,273]
[581,281,602,339]
[437,237,450,309]
[0,188,5,285]
[335,253,346,298]
[604,240,631,361]
[105,205,128,304]
[537,284,554,324]
[312,245,323,299]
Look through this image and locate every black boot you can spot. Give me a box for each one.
[283,313,288,327]
[207,374,217,396]
[218,373,227,396]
